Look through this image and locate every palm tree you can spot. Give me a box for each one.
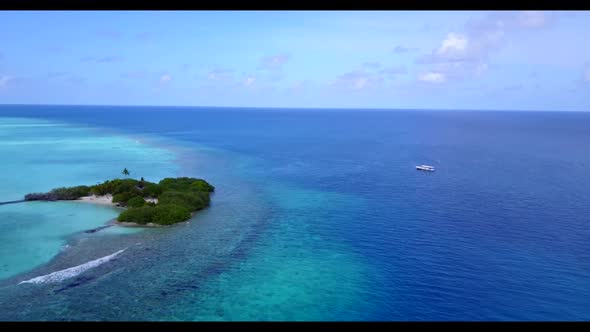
[122,168,130,177]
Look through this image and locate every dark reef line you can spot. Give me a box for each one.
[0,199,26,205]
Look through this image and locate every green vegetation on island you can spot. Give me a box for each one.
[126,196,147,208]
[24,175,214,226]
[118,204,191,226]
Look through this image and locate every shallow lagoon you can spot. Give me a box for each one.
[0,202,120,279]
[0,117,178,279]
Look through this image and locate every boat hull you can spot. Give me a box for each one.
[416,166,435,171]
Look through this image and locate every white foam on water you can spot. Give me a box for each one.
[18,248,127,285]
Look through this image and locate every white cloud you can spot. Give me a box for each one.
[584,68,590,82]
[0,75,13,88]
[160,74,172,83]
[437,33,469,57]
[417,11,554,83]
[244,76,256,86]
[418,72,446,84]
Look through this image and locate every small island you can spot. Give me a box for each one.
[24,174,214,227]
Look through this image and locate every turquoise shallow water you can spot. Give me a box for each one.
[0,117,178,280]
[0,117,179,201]
[0,202,120,279]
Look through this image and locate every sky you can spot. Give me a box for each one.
[0,10,589,111]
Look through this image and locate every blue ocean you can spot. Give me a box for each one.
[0,105,589,321]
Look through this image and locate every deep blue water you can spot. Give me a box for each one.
[1,105,590,320]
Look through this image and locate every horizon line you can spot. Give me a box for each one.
[0,103,587,113]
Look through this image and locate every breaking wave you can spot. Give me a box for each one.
[19,248,127,285]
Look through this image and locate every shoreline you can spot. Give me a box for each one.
[113,220,167,228]
[73,195,163,229]
[75,194,158,207]
[74,195,158,208]
[25,190,199,230]
[76,194,118,206]
[113,211,195,228]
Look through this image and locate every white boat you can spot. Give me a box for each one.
[416,164,435,172]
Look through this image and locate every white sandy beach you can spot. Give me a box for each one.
[76,194,157,207]
[77,194,116,206]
